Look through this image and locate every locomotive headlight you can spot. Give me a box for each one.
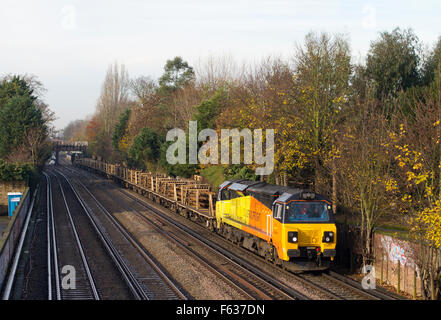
[288,231,298,243]
[322,231,334,243]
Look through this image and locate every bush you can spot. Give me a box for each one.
[224,164,257,181]
[129,128,162,170]
[0,160,32,181]
[159,140,198,178]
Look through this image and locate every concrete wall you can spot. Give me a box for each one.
[0,181,27,215]
[373,233,424,297]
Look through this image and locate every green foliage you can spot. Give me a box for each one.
[366,28,421,99]
[422,37,441,86]
[193,90,226,131]
[294,32,352,189]
[129,128,161,170]
[164,162,198,178]
[224,164,257,181]
[88,128,113,161]
[199,165,225,190]
[0,75,36,106]
[158,56,194,92]
[0,75,46,159]
[0,159,32,181]
[159,140,198,178]
[112,108,131,152]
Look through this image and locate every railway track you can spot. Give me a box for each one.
[60,165,309,300]
[64,163,402,300]
[133,190,402,300]
[44,171,99,299]
[112,183,400,300]
[93,186,301,300]
[52,167,187,300]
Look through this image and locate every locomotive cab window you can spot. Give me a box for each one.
[284,202,330,223]
[273,203,283,221]
[219,189,229,200]
[229,190,241,199]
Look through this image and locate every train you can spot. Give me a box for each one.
[216,180,336,271]
[74,158,337,272]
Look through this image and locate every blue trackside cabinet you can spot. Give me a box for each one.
[8,192,23,218]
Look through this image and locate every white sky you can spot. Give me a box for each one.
[1,0,440,130]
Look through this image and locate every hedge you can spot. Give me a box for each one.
[0,160,32,181]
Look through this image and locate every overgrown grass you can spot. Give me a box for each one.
[199,165,225,190]
[334,211,412,240]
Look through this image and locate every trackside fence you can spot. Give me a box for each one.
[0,188,30,292]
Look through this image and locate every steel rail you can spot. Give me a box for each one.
[43,172,62,300]
[45,173,52,300]
[54,169,145,300]
[43,172,56,300]
[53,173,100,300]
[55,167,187,300]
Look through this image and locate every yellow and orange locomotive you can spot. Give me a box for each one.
[216,180,337,271]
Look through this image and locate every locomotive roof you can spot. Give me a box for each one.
[246,182,301,196]
[223,179,331,202]
[275,191,330,203]
[227,179,261,191]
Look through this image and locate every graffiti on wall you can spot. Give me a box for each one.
[380,234,415,268]
[389,242,407,265]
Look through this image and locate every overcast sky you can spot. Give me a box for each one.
[1,0,440,131]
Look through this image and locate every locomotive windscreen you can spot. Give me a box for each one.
[284,202,331,223]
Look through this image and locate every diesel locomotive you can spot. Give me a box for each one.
[215,179,337,271]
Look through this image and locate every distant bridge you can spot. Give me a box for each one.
[52,140,88,153]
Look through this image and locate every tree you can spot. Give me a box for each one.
[129,128,161,170]
[389,84,441,299]
[130,76,157,105]
[0,93,46,158]
[334,97,393,265]
[159,140,198,178]
[88,127,113,160]
[193,90,226,131]
[422,37,441,86]
[158,56,195,92]
[96,62,130,134]
[0,75,36,106]
[0,74,51,180]
[194,54,239,93]
[366,28,421,99]
[112,109,131,155]
[157,57,196,130]
[293,32,352,197]
[23,127,47,165]
[63,119,87,141]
